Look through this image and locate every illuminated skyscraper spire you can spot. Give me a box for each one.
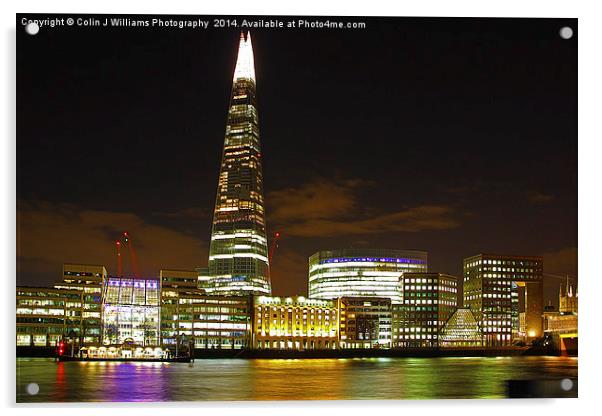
[233,31,256,81]
[207,32,271,296]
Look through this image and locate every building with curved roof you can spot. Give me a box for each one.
[308,248,428,304]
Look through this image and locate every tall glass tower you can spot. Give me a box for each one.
[207,32,271,296]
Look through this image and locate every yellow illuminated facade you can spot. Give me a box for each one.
[253,296,338,350]
[207,32,271,296]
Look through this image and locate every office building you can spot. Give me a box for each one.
[54,263,107,345]
[16,287,83,347]
[102,276,161,346]
[463,254,543,346]
[338,296,392,349]
[161,269,252,349]
[309,248,428,304]
[393,272,458,347]
[207,32,271,296]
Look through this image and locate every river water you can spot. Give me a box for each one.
[16,356,577,402]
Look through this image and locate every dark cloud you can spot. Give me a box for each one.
[268,178,365,222]
[268,179,460,237]
[269,247,309,296]
[527,192,555,204]
[152,207,212,220]
[542,246,577,277]
[17,200,207,286]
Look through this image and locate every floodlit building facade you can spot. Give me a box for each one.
[102,277,161,346]
[308,249,428,304]
[559,281,578,314]
[207,32,271,296]
[253,296,338,350]
[338,297,392,349]
[439,308,483,348]
[544,282,578,336]
[463,254,543,346]
[393,272,458,347]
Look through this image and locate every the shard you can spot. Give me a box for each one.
[207,32,271,295]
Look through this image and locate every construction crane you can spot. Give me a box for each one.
[269,231,280,264]
[543,273,577,283]
[115,231,140,278]
[115,240,122,277]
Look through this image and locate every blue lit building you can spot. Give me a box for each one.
[102,277,161,346]
[308,249,428,304]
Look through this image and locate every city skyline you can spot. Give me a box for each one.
[17,18,577,307]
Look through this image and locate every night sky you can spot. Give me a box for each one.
[17,15,577,306]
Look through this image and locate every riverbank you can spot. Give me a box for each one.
[17,345,575,359]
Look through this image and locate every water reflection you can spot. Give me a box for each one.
[16,356,578,402]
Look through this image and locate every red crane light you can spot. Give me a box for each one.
[114,231,139,278]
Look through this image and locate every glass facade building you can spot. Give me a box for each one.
[308,249,428,304]
[439,308,483,348]
[463,254,543,346]
[207,32,271,296]
[102,277,161,346]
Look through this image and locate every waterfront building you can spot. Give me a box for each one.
[439,308,483,348]
[54,263,107,344]
[544,312,578,334]
[544,282,578,338]
[160,269,252,349]
[338,297,392,349]
[160,268,199,345]
[463,254,543,346]
[252,296,338,350]
[16,286,83,347]
[393,273,458,347]
[308,249,428,304]
[102,276,161,345]
[207,32,271,296]
[559,281,578,314]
